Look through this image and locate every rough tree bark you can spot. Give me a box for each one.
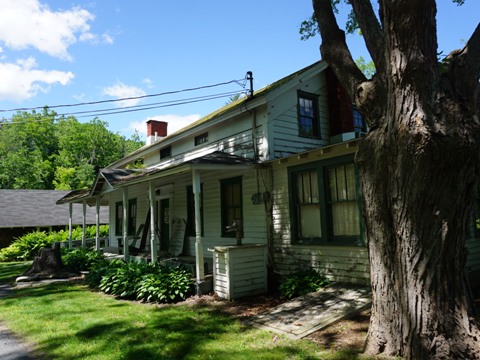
[313,0,480,358]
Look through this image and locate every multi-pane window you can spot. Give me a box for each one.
[221,177,242,237]
[187,185,204,236]
[290,158,362,246]
[352,108,367,135]
[327,164,360,237]
[298,92,319,137]
[294,170,321,240]
[194,132,208,146]
[115,202,123,236]
[128,198,137,236]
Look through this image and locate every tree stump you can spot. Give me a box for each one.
[23,242,65,277]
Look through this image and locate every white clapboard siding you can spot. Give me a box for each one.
[213,244,268,300]
[269,72,330,159]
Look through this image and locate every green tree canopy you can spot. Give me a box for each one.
[0,109,144,190]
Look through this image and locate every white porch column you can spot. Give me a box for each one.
[192,169,205,281]
[82,200,87,248]
[123,188,129,260]
[149,181,158,263]
[68,203,73,249]
[95,198,100,251]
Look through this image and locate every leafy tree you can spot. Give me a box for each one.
[310,0,479,358]
[0,108,57,189]
[0,109,144,190]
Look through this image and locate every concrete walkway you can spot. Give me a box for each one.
[247,284,371,339]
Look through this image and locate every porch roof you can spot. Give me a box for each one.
[55,189,109,206]
[58,151,256,204]
[102,151,256,188]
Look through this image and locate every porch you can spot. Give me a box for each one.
[56,151,270,298]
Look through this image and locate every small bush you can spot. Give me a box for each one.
[0,225,109,262]
[62,248,105,273]
[0,231,54,262]
[279,268,331,299]
[136,266,193,303]
[89,260,193,303]
[99,261,152,299]
[86,257,112,288]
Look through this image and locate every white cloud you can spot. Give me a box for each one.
[0,57,74,101]
[0,0,110,61]
[142,78,154,89]
[103,82,146,108]
[127,114,202,137]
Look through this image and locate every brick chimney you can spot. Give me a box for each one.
[146,120,168,145]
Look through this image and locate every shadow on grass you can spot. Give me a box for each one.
[0,281,368,360]
[0,262,32,284]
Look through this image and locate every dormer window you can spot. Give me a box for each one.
[160,146,171,159]
[195,132,208,146]
[298,91,320,138]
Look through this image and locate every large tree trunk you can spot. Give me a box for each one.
[357,107,480,359]
[312,0,480,358]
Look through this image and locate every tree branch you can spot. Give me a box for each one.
[313,0,387,129]
[349,0,385,76]
[313,0,366,98]
[446,23,480,115]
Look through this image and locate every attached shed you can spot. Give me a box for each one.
[0,190,109,249]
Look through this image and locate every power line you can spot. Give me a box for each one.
[0,90,247,125]
[0,77,248,113]
[62,90,244,117]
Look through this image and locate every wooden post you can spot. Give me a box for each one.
[149,182,158,263]
[192,169,205,281]
[95,198,100,251]
[82,200,87,248]
[68,203,73,249]
[123,188,129,260]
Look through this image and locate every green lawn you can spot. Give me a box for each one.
[0,262,370,360]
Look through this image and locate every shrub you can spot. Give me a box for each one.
[89,260,193,303]
[136,266,193,303]
[0,225,109,262]
[86,257,112,288]
[98,261,152,299]
[0,231,55,262]
[279,268,331,299]
[62,248,105,273]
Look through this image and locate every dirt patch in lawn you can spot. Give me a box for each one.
[178,287,480,354]
[177,291,370,352]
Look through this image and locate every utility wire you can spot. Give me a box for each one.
[0,90,246,125]
[0,77,248,113]
[74,91,246,119]
[62,90,244,117]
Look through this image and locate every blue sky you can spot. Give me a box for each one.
[0,0,478,140]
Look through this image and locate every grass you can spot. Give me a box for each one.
[0,261,32,283]
[0,262,373,360]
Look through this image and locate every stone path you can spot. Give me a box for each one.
[247,284,371,339]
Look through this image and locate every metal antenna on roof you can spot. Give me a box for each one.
[246,71,253,98]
